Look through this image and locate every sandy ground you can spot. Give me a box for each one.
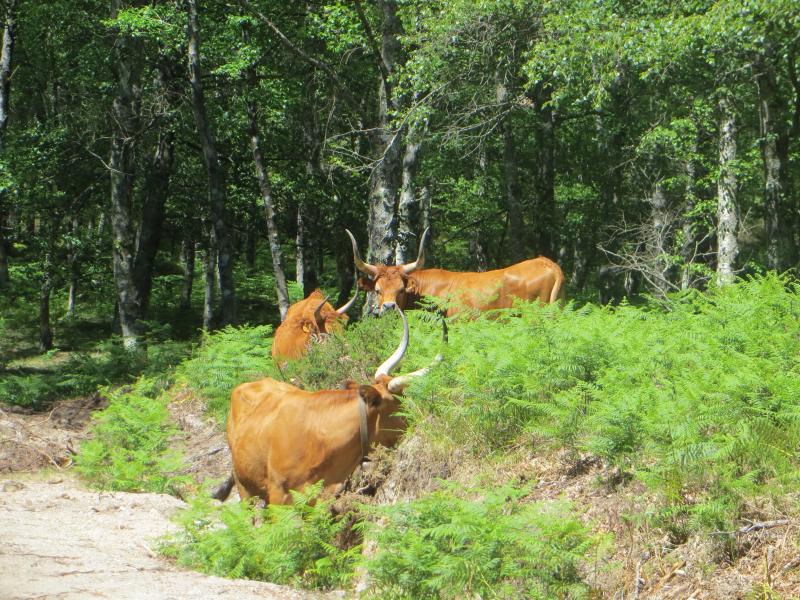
[0,475,336,600]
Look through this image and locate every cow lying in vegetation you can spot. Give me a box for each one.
[214,307,439,504]
[347,228,565,316]
[271,288,358,363]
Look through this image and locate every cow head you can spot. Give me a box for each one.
[346,228,430,314]
[302,288,359,340]
[345,305,441,446]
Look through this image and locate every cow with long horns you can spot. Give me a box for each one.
[271,288,358,363]
[214,307,440,504]
[346,228,565,316]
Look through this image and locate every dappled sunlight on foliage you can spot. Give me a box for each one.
[411,274,800,536]
[175,325,276,423]
[361,484,605,599]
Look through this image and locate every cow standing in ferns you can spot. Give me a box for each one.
[346,228,565,316]
[215,306,440,505]
[271,288,358,363]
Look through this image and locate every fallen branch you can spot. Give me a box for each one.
[781,555,800,573]
[711,519,791,536]
[650,560,685,594]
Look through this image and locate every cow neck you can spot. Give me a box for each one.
[408,269,454,301]
[358,394,369,461]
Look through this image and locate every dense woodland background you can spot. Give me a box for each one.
[4,2,800,595]
[1,0,799,354]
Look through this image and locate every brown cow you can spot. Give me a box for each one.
[271,288,358,363]
[214,307,439,504]
[346,228,565,316]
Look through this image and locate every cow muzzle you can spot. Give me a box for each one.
[379,301,396,315]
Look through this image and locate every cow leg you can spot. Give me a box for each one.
[233,472,256,503]
[266,479,292,505]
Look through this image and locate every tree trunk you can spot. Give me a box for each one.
[66,217,79,317]
[134,127,174,316]
[295,203,305,288]
[0,0,16,288]
[39,269,53,352]
[133,56,178,316]
[755,49,795,270]
[180,239,195,310]
[649,183,671,296]
[595,71,627,300]
[716,97,738,286]
[0,205,8,289]
[470,232,489,272]
[495,71,525,262]
[366,0,404,267]
[202,239,215,332]
[395,119,423,264]
[109,0,144,350]
[245,211,257,272]
[246,85,291,321]
[186,0,236,326]
[0,0,14,143]
[419,185,431,264]
[533,82,556,258]
[39,216,54,352]
[680,134,700,290]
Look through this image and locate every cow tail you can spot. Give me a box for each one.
[212,473,235,502]
[550,272,566,305]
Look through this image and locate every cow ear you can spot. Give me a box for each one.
[357,277,375,292]
[341,379,359,390]
[358,385,382,407]
[301,320,313,333]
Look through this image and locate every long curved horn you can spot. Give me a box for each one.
[388,354,443,394]
[313,295,329,323]
[345,229,378,276]
[336,285,359,315]
[401,227,430,274]
[373,306,409,379]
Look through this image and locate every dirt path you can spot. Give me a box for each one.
[0,475,336,600]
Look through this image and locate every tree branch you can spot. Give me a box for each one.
[353,0,389,83]
[237,0,362,114]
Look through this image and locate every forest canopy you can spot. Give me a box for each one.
[0,0,799,351]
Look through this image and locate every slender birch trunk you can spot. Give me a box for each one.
[495,71,525,262]
[394,125,422,264]
[533,82,556,258]
[202,236,216,332]
[755,49,794,270]
[366,0,404,267]
[109,0,144,350]
[245,66,290,320]
[0,0,17,287]
[716,97,738,286]
[180,239,196,310]
[186,0,236,326]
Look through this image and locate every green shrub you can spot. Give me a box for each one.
[0,372,54,409]
[362,484,603,599]
[176,325,275,422]
[75,378,189,494]
[413,274,800,536]
[281,310,445,391]
[161,482,360,590]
